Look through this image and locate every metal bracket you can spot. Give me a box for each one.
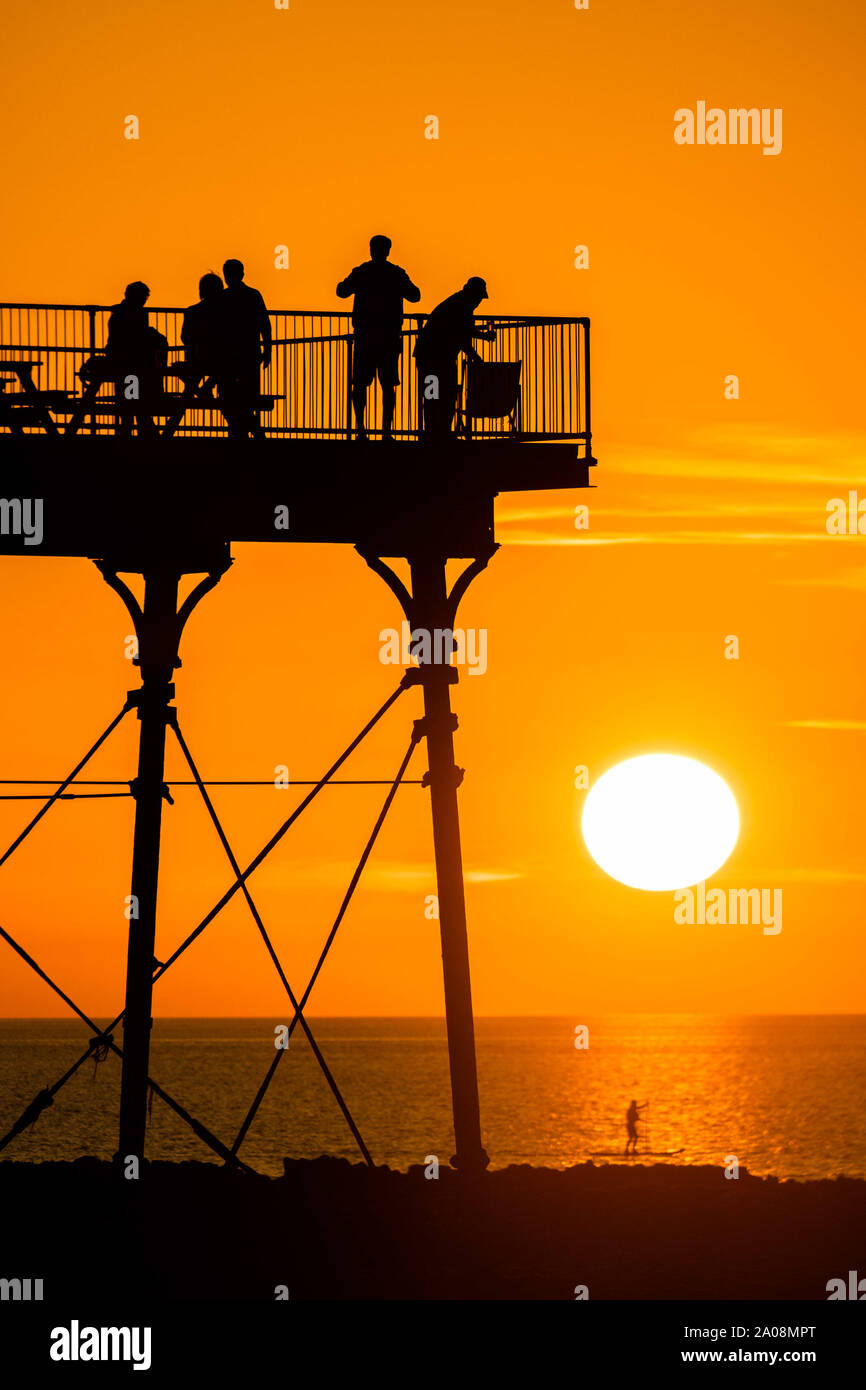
[402,666,458,688]
[412,712,459,741]
[129,778,174,806]
[421,766,464,790]
[96,557,232,676]
[356,545,499,630]
[126,685,176,708]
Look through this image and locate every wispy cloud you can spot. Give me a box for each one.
[258,859,523,891]
[500,529,833,548]
[778,567,866,591]
[606,430,866,486]
[494,430,866,548]
[498,502,836,525]
[782,719,866,732]
[742,866,866,885]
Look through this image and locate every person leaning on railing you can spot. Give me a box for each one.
[414,277,495,437]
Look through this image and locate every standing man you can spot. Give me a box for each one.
[625,1098,647,1157]
[413,277,495,437]
[336,235,420,442]
[221,258,272,439]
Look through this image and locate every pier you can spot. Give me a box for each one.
[0,301,595,1177]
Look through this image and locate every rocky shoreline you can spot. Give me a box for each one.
[1,1156,863,1301]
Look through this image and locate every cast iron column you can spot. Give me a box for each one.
[117,568,178,1164]
[410,552,489,1174]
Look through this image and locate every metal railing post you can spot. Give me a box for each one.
[346,335,353,441]
[86,306,97,436]
[583,318,592,460]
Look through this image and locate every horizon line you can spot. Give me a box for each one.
[2,1011,864,1021]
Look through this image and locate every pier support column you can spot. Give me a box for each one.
[363,542,495,1174]
[118,569,177,1167]
[97,549,230,1168]
[411,552,489,1174]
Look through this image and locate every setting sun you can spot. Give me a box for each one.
[581,753,740,892]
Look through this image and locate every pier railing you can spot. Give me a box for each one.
[0,304,591,448]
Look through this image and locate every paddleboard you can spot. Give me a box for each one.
[588,1149,684,1157]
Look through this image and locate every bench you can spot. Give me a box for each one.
[0,388,73,408]
[61,393,281,413]
[0,359,62,435]
[62,389,284,437]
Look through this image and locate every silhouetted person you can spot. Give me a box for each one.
[625,1099,647,1156]
[336,235,420,442]
[220,258,271,439]
[414,276,496,437]
[105,281,167,437]
[181,272,226,400]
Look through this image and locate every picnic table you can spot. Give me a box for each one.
[0,352,283,438]
[62,356,282,437]
[0,359,60,435]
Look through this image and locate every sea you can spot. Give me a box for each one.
[1,1015,864,1181]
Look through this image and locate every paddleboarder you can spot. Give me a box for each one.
[625,1098,647,1156]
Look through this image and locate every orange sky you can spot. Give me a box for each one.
[1,0,865,1017]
